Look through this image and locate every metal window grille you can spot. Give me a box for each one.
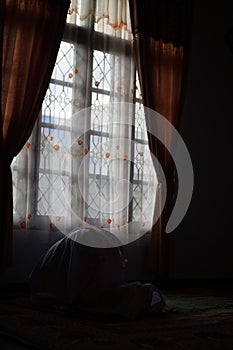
[12,21,156,228]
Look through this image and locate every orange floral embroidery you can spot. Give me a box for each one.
[26,142,31,149]
[50,136,54,141]
[105,152,110,158]
[69,73,73,79]
[131,85,138,94]
[77,139,83,145]
[123,154,128,160]
[84,148,89,155]
[27,214,31,220]
[74,68,78,74]
[107,218,112,224]
[53,144,60,151]
[139,151,144,157]
[83,216,87,222]
[95,81,100,87]
[20,221,26,229]
[55,216,60,221]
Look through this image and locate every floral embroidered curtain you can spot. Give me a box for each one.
[12,0,157,247]
[68,0,132,32]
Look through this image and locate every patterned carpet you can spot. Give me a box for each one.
[0,288,233,349]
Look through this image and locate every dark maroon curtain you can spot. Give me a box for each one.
[0,0,70,274]
[129,0,192,277]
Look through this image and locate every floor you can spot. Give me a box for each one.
[0,336,32,350]
[0,282,233,349]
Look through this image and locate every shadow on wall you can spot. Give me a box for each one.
[2,229,63,283]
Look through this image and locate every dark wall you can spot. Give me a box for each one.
[169,0,233,279]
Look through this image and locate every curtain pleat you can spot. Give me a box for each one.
[0,0,69,274]
[69,0,132,32]
[129,0,192,277]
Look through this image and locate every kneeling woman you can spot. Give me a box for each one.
[30,226,165,318]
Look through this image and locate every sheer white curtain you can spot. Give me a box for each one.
[12,0,157,245]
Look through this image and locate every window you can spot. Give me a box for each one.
[12,3,157,240]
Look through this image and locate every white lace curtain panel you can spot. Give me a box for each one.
[68,0,132,32]
[12,0,157,245]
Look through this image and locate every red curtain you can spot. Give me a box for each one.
[0,0,70,274]
[129,0,192,277]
